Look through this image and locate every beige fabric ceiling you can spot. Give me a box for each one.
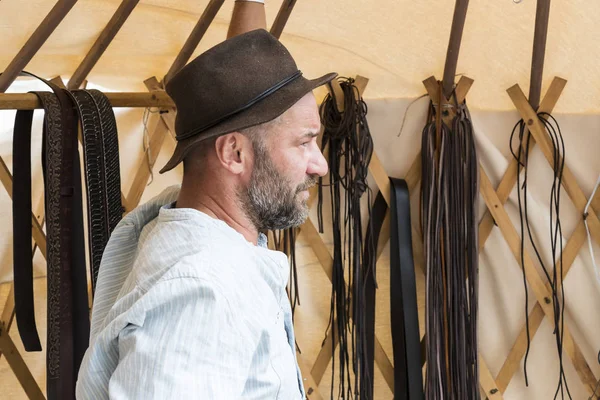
[3,0,600,112]
[1,1,600,399]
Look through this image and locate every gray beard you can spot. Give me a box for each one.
[238,140,316,232]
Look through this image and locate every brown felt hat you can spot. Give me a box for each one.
[159,29,337,173]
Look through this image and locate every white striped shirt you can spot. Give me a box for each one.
[76,186,305,399]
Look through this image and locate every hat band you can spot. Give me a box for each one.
[176,70,303,141]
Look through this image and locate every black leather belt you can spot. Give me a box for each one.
[363,178,424,399]
[11,71,90,400]
[389,178,423,400]
[37,86,88,400]
[68,89,123,294]
[13,104,41,352]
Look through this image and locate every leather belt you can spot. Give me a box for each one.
[363,178,424,399]
[68,89,123,294]
[13,105,41,351]
[389,178,423,400]
[11,71,90,400]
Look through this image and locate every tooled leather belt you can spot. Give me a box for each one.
[12,72,121,399]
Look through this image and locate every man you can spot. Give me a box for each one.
[76,1,336,399]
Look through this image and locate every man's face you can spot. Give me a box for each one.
[239,93,328,231]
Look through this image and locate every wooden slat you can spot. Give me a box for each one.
[405,151,422,191]
[369,152,391,205]
[270,0,297,39]
[0,285,15,329]
[68,0,140,89]
[163,0,225,84]
[0,0,78,92]
[592,187,600,213]
[300,218,333,280]
[311,321,337,385]
[0,323,45,400]
[497,221,586,393]
[422,76,441,103]
[496,304,545,393]
[480,167,597,394]
[297,351,324,400]
[0,91,175,110]
[374,337,395,392]
[49,76,66,88]
[124,77,171,211]
[480,355,505,400]
[495,221,586,392]
[0,282,15,364]
[455,75,474,104]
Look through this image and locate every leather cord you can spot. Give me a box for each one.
[510,111,571,399]
[318,76,374,399]
[421,86,479,399]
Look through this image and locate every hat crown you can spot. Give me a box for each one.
[165,29,299,139]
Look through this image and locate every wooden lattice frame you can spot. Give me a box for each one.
[285,73,600,400]
[1,1,599,399]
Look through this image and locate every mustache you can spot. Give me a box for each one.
[296,176,318,193]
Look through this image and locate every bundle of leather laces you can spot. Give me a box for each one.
[317,77,374,399]
[510,112,571,399]
[421,91,480,399]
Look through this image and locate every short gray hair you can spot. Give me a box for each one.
[182,115,282,173]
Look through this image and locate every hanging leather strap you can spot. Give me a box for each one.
[389,178,423,400]
[362,190,387,399]
[363,178,424,399]
[68,89,122,294]
[12,108,42,352]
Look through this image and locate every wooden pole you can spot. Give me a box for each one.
[528,0,551,109]
[68,0,140,89]
[163,0,225,84]
[0,0,78,92]
[270,0,297,39]
[442,0,469,99]
[0,91,174,110]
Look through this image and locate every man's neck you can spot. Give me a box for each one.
[176,182,260,245]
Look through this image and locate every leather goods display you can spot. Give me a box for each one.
[11,72,121,400]
[509,112,571,397]
[317,76,374,399]
[364,180,424,400]
[68,89,123,294]
[421,90,479,399]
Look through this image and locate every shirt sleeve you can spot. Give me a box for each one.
[108,276,256,399]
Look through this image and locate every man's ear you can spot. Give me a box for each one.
[214,132,252,175]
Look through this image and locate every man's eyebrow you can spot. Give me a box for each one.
[301,130,320,138]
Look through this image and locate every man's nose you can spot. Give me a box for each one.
[307,145,328,177]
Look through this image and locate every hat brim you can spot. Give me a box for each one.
[159,72,338,173]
